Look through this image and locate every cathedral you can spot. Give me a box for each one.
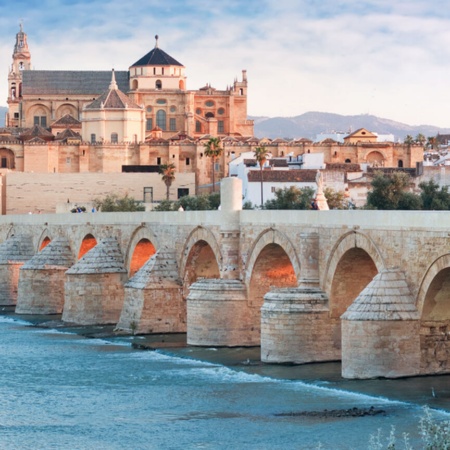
[6,25,253,140]
[0,26,425,214]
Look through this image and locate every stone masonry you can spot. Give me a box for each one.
[0,179,449,378]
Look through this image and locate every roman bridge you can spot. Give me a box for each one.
[1,178,450,379]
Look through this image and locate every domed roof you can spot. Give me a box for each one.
[130,35,183,68]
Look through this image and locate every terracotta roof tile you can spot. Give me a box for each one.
[248,169,317,183]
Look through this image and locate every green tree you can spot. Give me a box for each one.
[159,163,176,200]
[254,145,270,207]
[397,191,423,210]
[324,187,347,210]
[153,199,175,211]
[203,137,223,192]
[93,193,145,212]
[366,171,416,210]
[419,179,450,210]
[264,186,315,210]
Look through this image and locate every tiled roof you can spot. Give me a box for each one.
[326,163,361,172]
[131,47,183,67]
[20,125,54,141]
[55,128,82,141]
[51,114,81,128]
[22,70,129,95]
[248,169,317,183]
[85,86,142,110]
[244,158,287,167]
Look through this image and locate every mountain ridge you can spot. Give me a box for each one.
[251,111,450,141]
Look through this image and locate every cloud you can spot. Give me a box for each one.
[1,0,450,127]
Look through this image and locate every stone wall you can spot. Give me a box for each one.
[5,172,196,214]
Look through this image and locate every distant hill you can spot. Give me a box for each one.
[0,106,6,127]
[251,112,450,141]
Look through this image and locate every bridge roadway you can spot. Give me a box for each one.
[0,178,449,379]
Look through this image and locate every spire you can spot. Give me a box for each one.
[109,69,118,90]
[155,34,159,48]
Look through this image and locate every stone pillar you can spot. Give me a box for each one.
[63,237,127,325]
[341,269,421,379]
[117,248,184,334]
[261,232,335,363]
[220,177,242,212]
[219,177,242,279]
[0,234,35,305]
[261,287,331,363]
[16,237,74,314]
[187,279,256,346]
[298,232,320,288]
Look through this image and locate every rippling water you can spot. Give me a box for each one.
[0,316,449,450]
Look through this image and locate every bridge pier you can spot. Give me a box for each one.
[0,234,35,306]
[261,232,334,363]
[187,279,256,346]
[341,269,421,379]
[117,248,184,334]
[62,237,128,325]
[16,237,74,314]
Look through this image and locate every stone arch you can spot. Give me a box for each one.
[416,254,450,316]
[77,233,98,259]
[180,226,222,280]
[27,103,51,125]
[0,148,16,169]
[132,79,138,90]
[365,150,386,166]
[124,226,159,277]
[179,80,184,90]
[55,103,78,120]
[36,228,53,252]
[323,230,385,298]
[416,254,450,374]
[244,228,300,289]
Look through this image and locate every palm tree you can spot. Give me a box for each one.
[416,133,426,147]
[254,145,270,207]
[159,163,176,200]
[203,137,222,192]
[404,135,414,146]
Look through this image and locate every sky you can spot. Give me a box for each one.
[1,0,450,127]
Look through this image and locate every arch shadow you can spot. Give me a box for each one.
[244,228,300,289]
[179,226,222,280]
[322,230,386,297]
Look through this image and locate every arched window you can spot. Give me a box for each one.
[111,133,118,143]
[345,159,351,163]
[179,80,184,90]
[205,112,215,119]
[398,160,404,168]
[155,79,162,89]
[156,110,166,130]
[91,134,96,144]
[132,79,138,90]
[196,120,202,133]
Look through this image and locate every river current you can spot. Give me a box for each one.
[0,315,449,450]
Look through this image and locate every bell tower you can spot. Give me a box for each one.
[7,23,32,127]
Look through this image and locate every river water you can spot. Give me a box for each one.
[0,315,449,450]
